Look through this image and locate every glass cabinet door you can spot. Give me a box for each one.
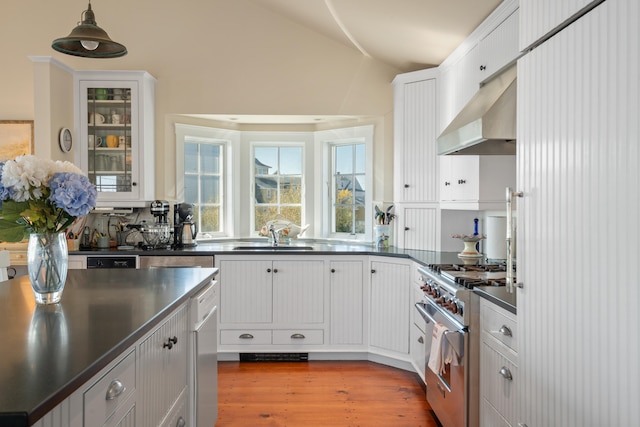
[85,85,134,194]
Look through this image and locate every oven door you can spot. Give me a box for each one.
[415,301,468,427]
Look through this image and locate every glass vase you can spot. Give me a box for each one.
[27,232,69,304]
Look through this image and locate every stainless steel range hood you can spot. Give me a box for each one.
[437,65,516,155]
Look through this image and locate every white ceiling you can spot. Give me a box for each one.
[248,0,504,72]
[197,0,504,125]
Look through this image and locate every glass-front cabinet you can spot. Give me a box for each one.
[75,71,156,207]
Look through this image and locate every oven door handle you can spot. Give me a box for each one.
[415,301,437,324]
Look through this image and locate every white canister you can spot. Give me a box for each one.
[485,216,507,260]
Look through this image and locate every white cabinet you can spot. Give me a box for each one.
[439,155,516,210]
[519,0,595,50]
[138,304,189,426]
[75,70,156,207]
[410,265,426,382]
[369,258,411,355]
[478,9,520,81]
[217,256,325,349]
[329,259,365,346]
[392,70,439,204]
[439,44,481,131]
[395,205,439,251]
[480,298,517,427]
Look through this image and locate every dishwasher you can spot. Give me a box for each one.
[190,280,218,426]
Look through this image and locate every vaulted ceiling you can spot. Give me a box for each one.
[248,0,503,73]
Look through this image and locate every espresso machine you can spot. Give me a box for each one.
[173,203,198,248]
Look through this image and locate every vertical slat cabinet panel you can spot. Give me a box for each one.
[517,1,639,426]
[369,260,410,354]
[478,9,520,78]
[393,71,439,204]
[519,0,598,49]
[272,260,324,324]
[330,260,364,345]
[219,260,273,323]
[480,342,517,426]
[401,207,438,251]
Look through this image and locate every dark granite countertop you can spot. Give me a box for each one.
[0,268,217,426]
[474,285,517,314]
[72,239,467,267]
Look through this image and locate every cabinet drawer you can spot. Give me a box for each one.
[481,342,518,425]
[481,299,517,353]
[221,329,272,345]
[480,397,512,427]
[84,349,136,426]
[272,329,324,345]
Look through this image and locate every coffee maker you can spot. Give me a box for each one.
[173,203,198,248]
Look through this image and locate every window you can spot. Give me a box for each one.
[253,145,303,231]
[184,141,224,235]
[332,143,366,234]
[319,125,373,240]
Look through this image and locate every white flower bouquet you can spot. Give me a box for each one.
[0,155,97,242]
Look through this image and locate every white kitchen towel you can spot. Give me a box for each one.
[428,322,451,376]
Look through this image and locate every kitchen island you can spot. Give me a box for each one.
[0,268,217,426]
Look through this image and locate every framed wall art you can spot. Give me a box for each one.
[0,120,34,161]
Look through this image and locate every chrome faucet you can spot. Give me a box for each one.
[269,224,279,246]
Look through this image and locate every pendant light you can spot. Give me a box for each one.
[52,1,127,58]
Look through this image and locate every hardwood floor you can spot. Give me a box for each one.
[216,360,440,427]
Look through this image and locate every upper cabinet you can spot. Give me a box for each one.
[519,0,598,50]
[478,8,520,82]
[75,71,156,207]
[438,1,520,132]
[392,70,439,204]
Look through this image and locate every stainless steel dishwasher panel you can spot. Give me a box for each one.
[190,281,218,426]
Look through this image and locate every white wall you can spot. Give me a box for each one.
[0,0,399,202]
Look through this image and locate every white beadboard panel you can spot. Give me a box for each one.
[399,77,439,203]
[479,8,521,79]
[330,260,364,345]
[401,206,438,250]
[369,261,410,354]
[272,260,324,324]
[517,1,639,426]
[481,341,518,426]
[519,0,600,50]
[220,260,273,323]
[481,398,511,427]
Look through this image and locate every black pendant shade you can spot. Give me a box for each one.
[52,2,127,58]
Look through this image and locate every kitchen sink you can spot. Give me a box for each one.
[233,245,314,251]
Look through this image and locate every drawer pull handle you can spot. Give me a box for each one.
[239,333,254,339]
[163,336,178,349]
[499,366,513,381]
[418,336,424,344]
[290,333,305,339]
[499,325,512,337]
[176,416,186,427]
[105,379,126,400]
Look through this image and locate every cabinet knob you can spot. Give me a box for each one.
[418,336,424,344]
[458,179,466,184]
[105,379,126,401]
[371,269,376,274]
[404,227,410,231]
[404,184,410,188]
[176,417,186,427]
[273,268,278,273]
[480,65,486,71]
[330,268,336,273]
[163,336,178,349]
[267,268,272,273]
[132,182,137,186]
[499,366,513,381]
[444,181,451,186]
[499,325,512,336]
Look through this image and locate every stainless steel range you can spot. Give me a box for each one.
[415,263,511,427]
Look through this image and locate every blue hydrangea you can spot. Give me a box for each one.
[0,161,9,201]
[49,172,98,217]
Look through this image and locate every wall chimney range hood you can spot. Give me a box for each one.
[437,65,516,155]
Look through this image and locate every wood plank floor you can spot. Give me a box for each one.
[216,360,441,427]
